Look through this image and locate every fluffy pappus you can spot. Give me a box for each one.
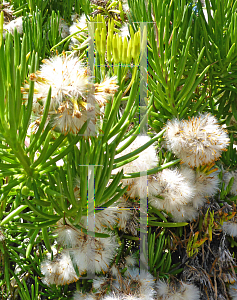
[164,113,230,167]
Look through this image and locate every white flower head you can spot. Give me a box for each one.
[164,113,230,167]
[71,233,119,274]
[32,56,90,110]
[80,206,119,232]
[102,293,123,300]
[156,279,170,298]
[54,222,83,248]
[28,55,117,135]
[113,197,133,231]
[3,17,23,38]
[41,251,78,286]
[125,268,156,299]
[192,167,220,208]
[110,264,120,277]
[148,168,195,215]
[156,280,200,300]
[114,135,158,198]
[124,296,141,300]
[222,219,237,237]
[51,101,99,135]
[125,254,136,267]
[180,282,201,300]
[170,203,198,222]
[73,291,96,300]
[92,276,108,290]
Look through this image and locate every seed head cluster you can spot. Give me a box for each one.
[24,55,118,135]
[41,218,119,285]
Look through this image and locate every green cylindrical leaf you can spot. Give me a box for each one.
[26,229,39,258]
[0,205,28,226]
[42,227,52,252]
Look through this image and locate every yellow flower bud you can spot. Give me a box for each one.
[133,31,141,62]
[100,28,106,56]
[112,34,119,64]
[97,14,102,32]
[127,38,133,64]
[102,15,106,33]
[107,34,112,63]
[96,14,99,31]
[118,35,123,61]
[110,18,114,33]
[122,37,128,64]
[95,28,101,54]
[129,24,134,40]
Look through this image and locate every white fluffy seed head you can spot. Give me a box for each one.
[180,282,201,300]
[94,76,119,107]
[124,295,141,300]
[148,168,195,214]
[55,224,82,248]
[3,17,23,38]
[80,206,118,232]
[41,251,78,286]
[102,293,123,300]
[73,291,97,300]
[71,233,119,274]
[28,56,117,135]
[222,220,237,237]
[178,166,220,209]
[125,268,156,299]
[114,197,133,230]
[195,168,220,196]
[164,113,230,167]
[156,280,200,300]
[170,204,198,222]
[156,280,170,298]
[125,254,136,267]
[51,102,98,135]
[32,56,90,110]
[110,264,119,277]
[113,135,158,198]
[92,276,108,290]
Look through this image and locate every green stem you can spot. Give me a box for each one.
[3,127,33,177]
[12,142,33,176]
